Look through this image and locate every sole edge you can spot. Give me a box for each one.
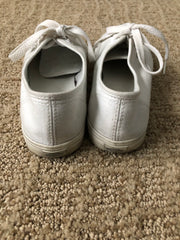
[23,130,84,157]
[88,122,145,153]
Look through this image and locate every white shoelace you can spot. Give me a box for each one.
[9,20,94,62]
[95,23,169,75]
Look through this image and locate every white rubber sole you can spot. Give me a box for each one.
[23,130,84,157]
[88,122,145,153]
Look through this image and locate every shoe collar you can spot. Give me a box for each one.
[95,36,141,97]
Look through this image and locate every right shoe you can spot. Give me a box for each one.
[9,20,94,157]
[88,23,169,152]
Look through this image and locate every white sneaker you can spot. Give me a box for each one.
[88,23,168,152]
[9,20,94,157]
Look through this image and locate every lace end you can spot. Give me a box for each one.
[87,45,95,63]
[8,52,17,62]
[163,59,167,74]
[8,46,24,62]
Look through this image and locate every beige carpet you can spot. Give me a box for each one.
[0,0,180,239]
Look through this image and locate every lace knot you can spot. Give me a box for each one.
[9,20,94,62]
[56,25,67,39]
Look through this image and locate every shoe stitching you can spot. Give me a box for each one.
[50,100,55,146]
[53,101,57,146]
[117,99,125,141]
[48,101,53,146]
[115,99,122,141]
[112,99,120,141]
[98,89,138,101]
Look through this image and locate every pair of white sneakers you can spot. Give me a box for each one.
[9,20,168,157]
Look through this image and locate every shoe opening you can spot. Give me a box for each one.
[27,42,82,93]
[102,39,134,92]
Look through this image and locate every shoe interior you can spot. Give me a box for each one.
[102,41,134,92]
[27,44,82,93]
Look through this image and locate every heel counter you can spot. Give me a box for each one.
[21,99,53,146]
[88,92,120,139]
[51,98,86,145]
[21,82,53,145]
[116,99,149,141]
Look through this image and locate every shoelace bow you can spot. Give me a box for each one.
[9,20,94,62]
[95,23,169,75]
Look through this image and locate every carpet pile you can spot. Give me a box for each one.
[0,0,179,239]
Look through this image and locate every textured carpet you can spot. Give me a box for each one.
[0,0,180,239]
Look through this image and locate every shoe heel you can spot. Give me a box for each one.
[88,122,145,153]
[23,130,84,157]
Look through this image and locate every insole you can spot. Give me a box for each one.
[103,60,134,92]
[28,46,82,93]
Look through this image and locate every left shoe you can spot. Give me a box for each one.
[88,23,169,152]
[9,20,94,157]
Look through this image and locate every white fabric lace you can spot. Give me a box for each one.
[9,20,94,62]
[94,23,169,75]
